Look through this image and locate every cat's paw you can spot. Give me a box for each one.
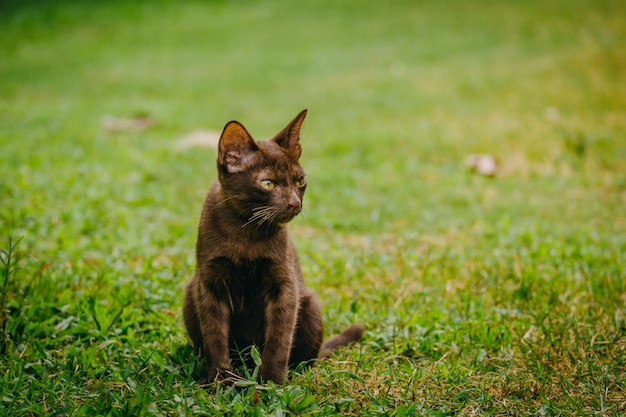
[204,364,240,386]
[216,365,244,386]
[259,364,286,384]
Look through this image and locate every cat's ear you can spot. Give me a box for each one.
[218,121,259,173]
[271,109,307,160]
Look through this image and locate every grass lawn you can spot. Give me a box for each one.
[1,0,625,415]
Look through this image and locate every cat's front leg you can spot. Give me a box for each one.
[259,280,298,384]
[194,279,233,383]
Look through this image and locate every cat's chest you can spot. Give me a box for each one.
[209,256,286,314]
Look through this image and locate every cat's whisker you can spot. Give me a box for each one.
[254,210,277,228]
[261,213,279,232]
[258,212,279,230]
[216,194,241,207]
[241,217,259,228]
[298,207,308,222]
[248,208,280,230]
[251,206,273,212]
[242,206,275,228]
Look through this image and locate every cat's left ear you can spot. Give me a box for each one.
[271,109,307,160]
[218,121,259,173]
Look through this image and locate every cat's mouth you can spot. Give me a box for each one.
[278,209,299,223]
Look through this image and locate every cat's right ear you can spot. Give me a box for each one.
[218,121,259,173]
[271,109,307,161]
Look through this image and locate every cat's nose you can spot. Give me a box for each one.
[287,193,301,213]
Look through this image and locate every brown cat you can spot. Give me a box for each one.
[183,109,363,384]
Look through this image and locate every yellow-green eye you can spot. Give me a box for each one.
[295,177,306,187]
[260,179,275,190]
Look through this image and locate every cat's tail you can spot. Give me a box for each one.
[319,324,364,358]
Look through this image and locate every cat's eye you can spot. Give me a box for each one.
[260,179,275,190]
[294,177,306,188]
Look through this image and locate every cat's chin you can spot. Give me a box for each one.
[276,212,299,224]
[276,216,295,224]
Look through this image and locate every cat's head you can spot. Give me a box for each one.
[216,110,308,228]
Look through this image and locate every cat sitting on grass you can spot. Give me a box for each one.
[183,110,363,384]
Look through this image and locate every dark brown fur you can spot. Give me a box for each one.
[183,110,363,384]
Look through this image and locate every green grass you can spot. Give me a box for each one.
[1,0,625,415]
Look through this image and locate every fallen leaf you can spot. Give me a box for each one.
[101,114,157,132]
[465,153,498,176]
[175,129,220,149]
